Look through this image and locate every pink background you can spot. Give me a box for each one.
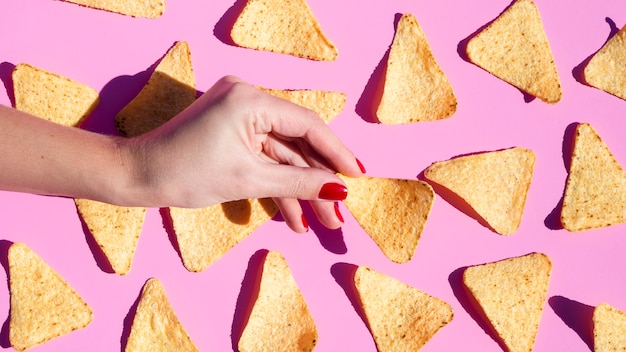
[2,0,626,351]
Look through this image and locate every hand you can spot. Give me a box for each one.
[122,76,365,232]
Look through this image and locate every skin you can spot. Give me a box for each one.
[0,76,364,233]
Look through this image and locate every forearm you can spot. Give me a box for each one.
[0,104,136,205]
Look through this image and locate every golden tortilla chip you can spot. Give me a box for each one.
[230,0,338,61]
[594,303,626,351]
[257,87,346,123]
[115,41,196,137]
[584,24,626,100]
[560,123,626,232]
[61,0,165,18]
[238,251,318,352]
[125,278,198,352]
[424,147,535,235]
[338,175,435,264]
[376,13,457,124]
[74,199,146,275]
[465,0,562,103]
[170,198,278,272]
[354,266,453,351]
[8,242,93,351]
[463,252,552,352]
[12,63,99,127]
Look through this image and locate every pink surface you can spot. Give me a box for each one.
[1,0,626,351]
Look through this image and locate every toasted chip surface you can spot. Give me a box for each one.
[170,198,278,272]
[594,303,626,352]
[74,199,146,275]
[12,63,99,127]
[354,266,453,351]
[257,87,346,123]
[231,0,338,61]
[115,41,196,137]
[8,242,93,351]
[238,251,318,352]
[584,24,626,100]
[62,0,165,18]
[466,0,562,103]
[339,175,434,263]
[125,278,199,352]
[424,147,535,235]
[560,123,626,232]
[463,252,552,352]
[377,13,457,124]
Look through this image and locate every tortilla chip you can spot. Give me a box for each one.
[463,252,552,352]
[12,63,99,127]
[465,0,562,103]
[61,0,165,18]
[594,303,626,351]
[170,198,278,272]
[238,251,318,352]
[8,242,93,351]
[560,123,626,232]
[115,41,196,137]
[338,175,435,264]
[376,13,457,124]
[424,147,535,235]
[354,266,453,351]
[584,24,626,100]
[125,278,199,352]
[257,87,346,123]
[230,0,338,61]
[74,199,146,275]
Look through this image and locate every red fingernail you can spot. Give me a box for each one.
[318,183,348,201]
[301,214,309,231]
[334,203,344,223]
[356,158,367,174]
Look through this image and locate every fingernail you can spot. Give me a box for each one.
[301,214,309,232]
[356,158,367,174]
[318,183,348,201]
[334,203,344,223]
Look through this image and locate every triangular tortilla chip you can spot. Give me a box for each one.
[115,41,196,137]
[376,13,457,124]
[463,252,552,352]
[584,24,626,100]
[8,242,93,351]
[74,199,146,275]
[256,87,346,123]
[424,147,535,235]
[12,63,99,127]
[61,0,165,19]
[465,0,562,103]
[125,278,199,352]
[560,123,626,232]
[594,303,626,351]
[170,198,278,272]
[338,175,435,264]
[354,266,453,351]
[230,0,338,61]
[238,251,318,352]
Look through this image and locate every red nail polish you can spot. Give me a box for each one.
[318,183,348,201]
[356,158,367,174]
[334,203,344,223]
[301,214,309,231]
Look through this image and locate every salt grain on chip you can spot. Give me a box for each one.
[376,13,457,124]
[8,242,93,352]
[465,0,562,103]
[230,0,338,61]
[584,24,626,101]
[560,123,626,232]
[354,266,453,352]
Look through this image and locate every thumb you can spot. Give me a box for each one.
[251,162,348,201]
